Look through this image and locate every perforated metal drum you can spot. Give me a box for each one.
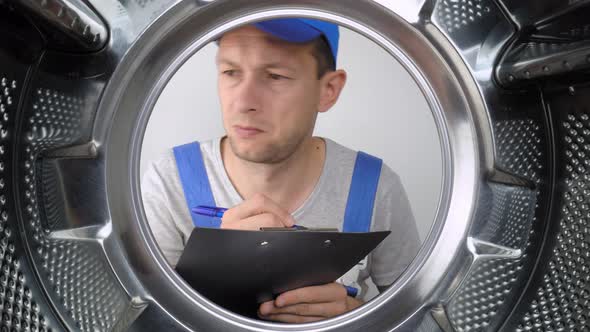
[1,0,589,331]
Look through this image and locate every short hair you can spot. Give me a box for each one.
[310,36,336,79]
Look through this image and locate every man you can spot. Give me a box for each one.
[142,18,420,323]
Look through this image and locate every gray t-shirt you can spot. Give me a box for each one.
[141,137,420,295]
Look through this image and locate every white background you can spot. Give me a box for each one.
[140,27,442,241]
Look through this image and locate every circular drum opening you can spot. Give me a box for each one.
[140,16,442,322]
[102,1,487,331]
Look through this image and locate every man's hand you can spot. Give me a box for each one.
[221,193,295,230]
[257,283,364,323]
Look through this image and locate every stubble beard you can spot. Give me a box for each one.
[227,133,308,165]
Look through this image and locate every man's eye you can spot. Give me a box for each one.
[269,73,287,80]
[222,70,236,76]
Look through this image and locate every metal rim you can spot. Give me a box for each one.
[99,1,488,330]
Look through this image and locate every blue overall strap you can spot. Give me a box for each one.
[343,151,383,232]
[173,142,221,228]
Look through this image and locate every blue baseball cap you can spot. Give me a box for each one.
[253,18,339,66]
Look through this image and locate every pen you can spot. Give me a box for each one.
[192,205,309,229]
[192,205,228,218]
[344,285,359,298]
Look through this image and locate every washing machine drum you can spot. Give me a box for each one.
[1,0,589,331]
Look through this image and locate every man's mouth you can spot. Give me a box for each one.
[233,125,264,138]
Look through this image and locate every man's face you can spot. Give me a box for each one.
[216,26,322,164]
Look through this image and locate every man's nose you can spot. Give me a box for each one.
[233,75,263,113]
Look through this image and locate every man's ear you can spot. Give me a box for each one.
[318,69,347,113]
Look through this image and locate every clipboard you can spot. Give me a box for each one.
[175,227,390,316]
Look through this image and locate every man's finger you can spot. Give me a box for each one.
[275,283,347,307]
[240,212,287,230]
[258,313,325,323]
[258,300,276,316]
[222,193,295,227]
[262,302,347,317]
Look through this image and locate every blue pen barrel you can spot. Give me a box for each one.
[193,205,228,218]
